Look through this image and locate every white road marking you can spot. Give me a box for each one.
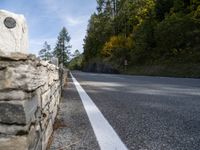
[70,73,128,150]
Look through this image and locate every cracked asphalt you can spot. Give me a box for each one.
[51,71,200,150]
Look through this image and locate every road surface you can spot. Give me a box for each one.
[51,71,200,150]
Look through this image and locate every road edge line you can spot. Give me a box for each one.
[70,72,128,150]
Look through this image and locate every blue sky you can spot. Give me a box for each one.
[1,0,97,55]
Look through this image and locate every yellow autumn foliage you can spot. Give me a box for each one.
[102,35,134,57]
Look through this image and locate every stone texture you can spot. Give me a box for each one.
[0,51,64,150]
[0,101,26,124]
[0,64,46,91]
[0,123,29,135]
[0,125,39,150]
[42,120,53,150]
[0,135,28,150]
[27,125,40,150]
[0,90,30,100]
[39,83,49,94]
[0,10,28,55]
[51,105,58,124]
[50,81,60,97]
[0,52,29,61]
[49,95,57,114]
[48,70,59,86]
[0,100,37,124]
[41,89,51,108]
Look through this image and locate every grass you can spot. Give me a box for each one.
[122,63,200,78]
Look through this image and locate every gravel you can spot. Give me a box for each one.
[50,77,100,150]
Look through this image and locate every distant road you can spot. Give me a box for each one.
[71,71,200,150]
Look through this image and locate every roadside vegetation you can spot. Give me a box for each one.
[39,27,71,67]
[38,28,83,70]
[68,50,83,70]
[39,0,200,77]
[82,0,200,77]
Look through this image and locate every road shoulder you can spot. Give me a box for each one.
[49,77,100,150]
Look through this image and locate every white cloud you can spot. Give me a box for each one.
[41,0,90,27]
[62,15,89,27]
[29,38,56,55]
[30,0,96,55]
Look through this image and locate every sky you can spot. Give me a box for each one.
[1,0,97,55]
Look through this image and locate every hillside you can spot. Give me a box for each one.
[81,0,200,77]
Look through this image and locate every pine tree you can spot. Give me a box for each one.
[97,0,105,13]
[72,49,81,58]
[39,41,52,61]
[53,27,71,66]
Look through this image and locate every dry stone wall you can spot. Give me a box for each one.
[0,52,63,150]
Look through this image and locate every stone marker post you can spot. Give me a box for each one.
[0,10,28,55]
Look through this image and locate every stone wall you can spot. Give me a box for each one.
[0,52,63,150]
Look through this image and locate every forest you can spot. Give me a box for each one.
[82,0,200,77]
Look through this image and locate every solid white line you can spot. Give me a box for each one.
[70,73,128,150]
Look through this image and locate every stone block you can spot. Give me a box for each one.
[33,88,42,108]
[0,64,46,91]
[39,60,49,67]
[41,89,51,108]
[48,71,59,86]
[0,124,40,150]
[0,10,28,55]
[42,120,53,150]
[56,87,61,103]
[51,105,58,124]
[0,52,29,61]
[0,99,37,125]
[0,70,5,80]
[0,90,30,100]
[50,81,59,96]
[0,123,29,135]
[39,83,49,94]
[0,135,28,150]
[49,96,56,114]
[27,125,40,150]
[47,63,57,71]
[40,103,50,131]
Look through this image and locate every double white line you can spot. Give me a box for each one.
[70,73,128,150]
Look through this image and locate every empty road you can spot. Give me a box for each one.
[51,71,200,150]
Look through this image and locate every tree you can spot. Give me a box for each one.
[72,49,81,58]
[97,0,105,13]
[102,35,133,66]
[83,12,112,62]
[68,53,83,70]
[155,13,200,63]
[38,41,52,61]
[83,0,200,72]
[53,27,71,66]
[155,0,174,21]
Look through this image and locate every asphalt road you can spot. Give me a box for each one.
[71,71,200,150]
